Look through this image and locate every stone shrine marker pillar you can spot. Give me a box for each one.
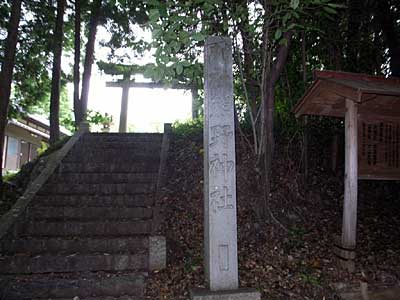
[191,36,260,300]
[204,36,238,291]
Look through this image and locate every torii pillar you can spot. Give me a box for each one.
[105,74,131,133]
[107,79,199,133]
[119,75,130,133]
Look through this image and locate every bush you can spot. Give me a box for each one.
[172,117,203,139]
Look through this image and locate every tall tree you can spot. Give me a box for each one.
[146,0,342,219]
[50,0,67,145]
[0,0,22,186]
[376,0,400,77]
[79,0,102,124]
[261,27,294,218]
[73,0,82,125]
[73,0,148,126]
[345,0,363,72]
[5,0,74,130]
[9,0,55,118]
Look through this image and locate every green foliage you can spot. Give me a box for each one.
[275,99,300,137]
[42,135,70,156]
[6,1,56,117]
[0,0,395,160]
[0,0,74,131]
[29,83,74,132]
[62,109,114,133]
[145,0,217,87]
[36,141,49,156]
[84,110,113,126]
[183,254,202,273]
[37,135,72,157]
[144,0,348,152]
[2,171,18,183]
[299,272,322,286]
[61,113,78,132]
[100,0,150,61]
[36,136,70,159]
[97,61,149,77]
[285,225,306,250]
[172,117,204,138]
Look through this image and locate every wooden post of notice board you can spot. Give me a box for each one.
[335,98,358,272]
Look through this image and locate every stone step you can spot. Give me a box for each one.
[81,132,162,141]
[0,253,147,274]
[71,142,161,152]
[80,137,162,143]
[39,183,156,195]
[31,296,142,300]
[48,172,158,184]
[31,297,142,300]
[72,136,161,143]
[63,151,161,163]
[57,162,160,173]
[34,194,154,208]
[0,236,149,255]
[22,220,152,237]
[0,272,145,299]
[28,207,153,221]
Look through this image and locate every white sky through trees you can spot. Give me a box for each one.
[67,26,192,133]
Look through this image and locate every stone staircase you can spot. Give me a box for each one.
[0,132,166,299]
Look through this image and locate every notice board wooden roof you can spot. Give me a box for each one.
[293,70,400,118]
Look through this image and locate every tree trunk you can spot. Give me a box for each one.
[50,0,67,145]
[80,0,102,120]
[262,84,275,219]
[0,0,22,186]
[301,31,309,187]
[260,30,293,220]
[376,0,400,77]
[346,0,363,72]
[331,134,339,173]
[237,5,258,120]
[73,0,82,125]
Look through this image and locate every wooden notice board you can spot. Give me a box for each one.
[358,116,400,180]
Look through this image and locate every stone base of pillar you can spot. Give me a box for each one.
[148,236,166,271]
[337,257,355,273]
[333,235,356,273]
[190,288,260,300]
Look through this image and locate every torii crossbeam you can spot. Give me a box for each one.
[106,80,198,132]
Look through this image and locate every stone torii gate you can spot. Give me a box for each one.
[106,78,199,132]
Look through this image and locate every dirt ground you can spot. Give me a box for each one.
[146,130,400,300]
